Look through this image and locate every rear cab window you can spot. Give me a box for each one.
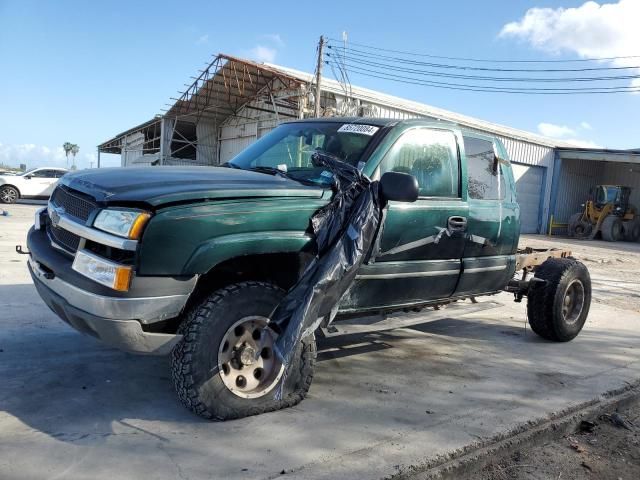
[463,136,506,201]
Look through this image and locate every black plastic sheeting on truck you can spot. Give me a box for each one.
[270,152,386,397]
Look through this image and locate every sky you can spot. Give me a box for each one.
[0,0,639,169]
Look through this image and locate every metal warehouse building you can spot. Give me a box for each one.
[98,53,640,235]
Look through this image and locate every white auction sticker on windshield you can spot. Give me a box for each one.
[337,124,379,136]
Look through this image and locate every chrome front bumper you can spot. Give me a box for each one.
[29,256,188,323]
[28,256,187,355]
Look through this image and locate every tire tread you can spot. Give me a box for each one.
[171,281,316,421]
[527,257,590,342]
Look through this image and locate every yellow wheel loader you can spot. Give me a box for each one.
[568,185,640,242]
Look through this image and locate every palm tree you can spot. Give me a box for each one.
[70,144,79,170]
[62,142,73,168]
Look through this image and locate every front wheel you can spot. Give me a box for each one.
[171,281,316,420]
[0,186,19,204]
[527,258,591,342]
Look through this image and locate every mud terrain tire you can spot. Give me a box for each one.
[171,281,316,420]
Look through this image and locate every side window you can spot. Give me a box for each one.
[381,129,460,198]
[464,136,506,200]
[53,170,66,178]
[29,170,49,178]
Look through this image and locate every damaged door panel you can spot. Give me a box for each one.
[339,127,468,310]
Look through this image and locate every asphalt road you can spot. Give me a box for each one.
[1,203,639,480]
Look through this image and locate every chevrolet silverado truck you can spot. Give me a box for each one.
[25,118,591,420]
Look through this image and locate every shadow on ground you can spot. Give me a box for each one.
[2,283,639,438]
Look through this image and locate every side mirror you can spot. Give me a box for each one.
[380,171,419,203]
[24,175,32,180]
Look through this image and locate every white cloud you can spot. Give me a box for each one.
[0,142,94,169]
[248,45,277,63]
[500,0,640,89]
[243,34,284,64]
[537,121,599,147]
[195,34,209,46]
[262,33,284,47]
[563,138,602,148]
[537,122,575,138]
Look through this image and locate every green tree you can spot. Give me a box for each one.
[62,142,73,168]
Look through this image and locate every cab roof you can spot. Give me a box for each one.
[286,116,461,130]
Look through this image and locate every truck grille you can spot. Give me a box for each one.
[48,186,98,254]
[50,186,97,222]
[48,224,81,253]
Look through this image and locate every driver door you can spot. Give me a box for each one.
[339,127,468,312]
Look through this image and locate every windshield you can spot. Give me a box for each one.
[228,121,382,185]
[596,186,619,204]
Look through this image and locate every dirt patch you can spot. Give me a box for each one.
[520,235,640,314]
[479,399,640,480]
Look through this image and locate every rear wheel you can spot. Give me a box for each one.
[0,186,19,204]
[601,215,623,242]
[623,218,640,242]
[171,281,316,420]
[527,258,591,342]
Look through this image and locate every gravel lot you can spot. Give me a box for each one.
[480,398,640,480]
[1,203,639,480]
[521,234,640,314]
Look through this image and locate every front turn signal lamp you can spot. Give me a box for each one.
[72,249,132,291]
[93,209,151,240]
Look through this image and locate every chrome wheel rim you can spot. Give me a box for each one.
[1,188,17,203]
[218,316,283,399]
[562,280,585,325]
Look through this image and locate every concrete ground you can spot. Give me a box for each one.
[1,203,639,480]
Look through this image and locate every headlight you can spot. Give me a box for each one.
[72,249,132,291]
[93,209,151,239]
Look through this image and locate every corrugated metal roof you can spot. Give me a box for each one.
[267,63,577,149]
[557,148,640,164]
[98,117,162,153]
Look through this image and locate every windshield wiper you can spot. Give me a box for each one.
[222,162,242,169]
[248,166,289,177]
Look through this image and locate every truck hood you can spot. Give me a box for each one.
[60,167,326,206]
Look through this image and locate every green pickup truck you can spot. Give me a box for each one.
[26,118,591,420]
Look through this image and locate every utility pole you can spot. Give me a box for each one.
[314,35,325,118]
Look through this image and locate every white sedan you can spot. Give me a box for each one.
[0,167,69,204]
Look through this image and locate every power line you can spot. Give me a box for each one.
[325,59,640,94]
[327,52,640,83]
[327,43,640,73]
[326,37,640,64]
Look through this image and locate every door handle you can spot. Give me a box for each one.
[448,216,467,231]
